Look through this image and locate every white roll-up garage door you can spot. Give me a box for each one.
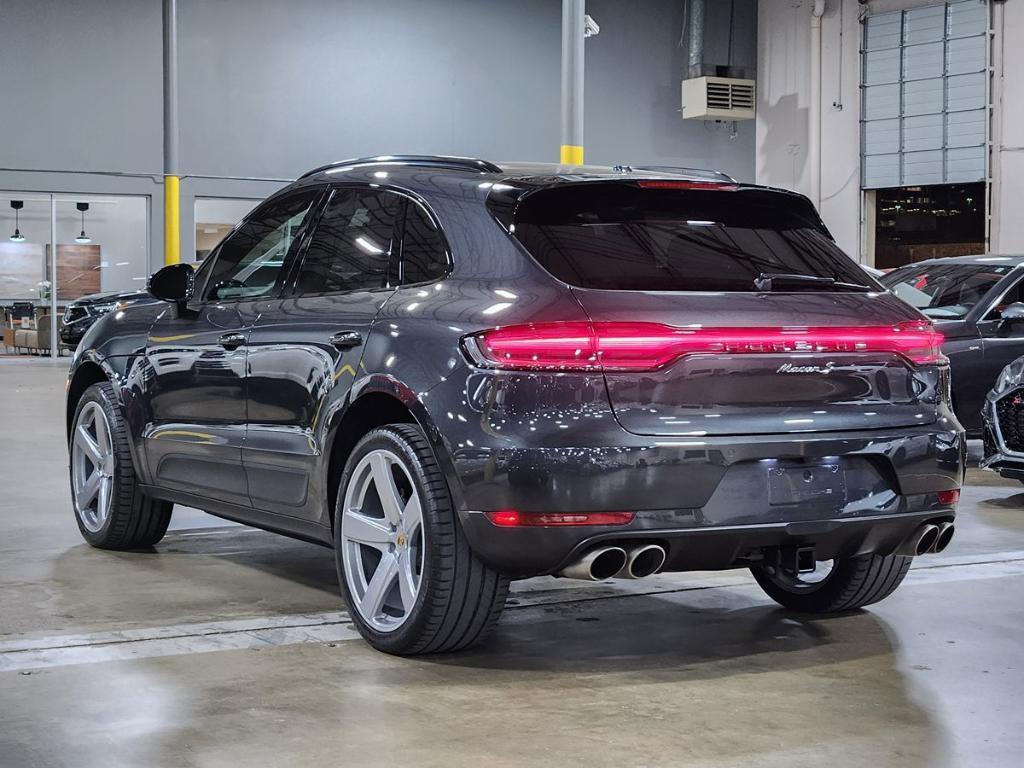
[861,0,988,189]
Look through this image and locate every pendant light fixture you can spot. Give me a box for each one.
[9,200,26,242]
[74,202,92,244]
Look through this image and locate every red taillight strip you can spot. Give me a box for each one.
[485,510,635,527]
[462,321,945,372]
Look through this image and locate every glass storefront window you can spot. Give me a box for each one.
[55,197,149,301]
[1,196,51,304]
[195,198,260,262]
[1,192,150,358]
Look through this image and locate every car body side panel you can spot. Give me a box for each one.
[244,288,395,520]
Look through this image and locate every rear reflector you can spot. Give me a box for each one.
[636,180,739,191]
[937,489,960,506]
[485,510,635,527]
[462,321,946,372]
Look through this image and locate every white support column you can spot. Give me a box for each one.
[49,194,57,358]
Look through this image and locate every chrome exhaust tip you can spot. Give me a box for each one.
[932,522,955,553]
[557,546,628,581]
[618,544,667,579]
[898,523,940,556]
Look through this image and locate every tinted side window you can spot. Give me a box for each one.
[986,276,1024,320]
[294,188,401,295]
[204,191,317,301]
[400,201,449,284]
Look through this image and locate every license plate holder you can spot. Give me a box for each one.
[768,462,846,506]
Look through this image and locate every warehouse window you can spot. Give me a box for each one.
[861,1,987,189]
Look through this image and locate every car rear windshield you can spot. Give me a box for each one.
[510,182,871,292]
[880,262,1013,320]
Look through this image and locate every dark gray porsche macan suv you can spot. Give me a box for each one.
[66,156,965,655]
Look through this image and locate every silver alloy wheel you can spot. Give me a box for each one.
[341,448,425,632]
[71,401,115,533]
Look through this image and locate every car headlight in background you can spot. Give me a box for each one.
[993,359,1024,396]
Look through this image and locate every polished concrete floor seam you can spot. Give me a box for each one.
[5,551,1023,674]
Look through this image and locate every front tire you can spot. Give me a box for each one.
[70,382,173,549]
[334,424,508,655]
[751,553,912,613]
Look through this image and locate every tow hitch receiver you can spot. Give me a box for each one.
[780,546,817,575]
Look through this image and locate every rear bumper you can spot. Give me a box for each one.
[450,419,965,576]
[463,507,956,577]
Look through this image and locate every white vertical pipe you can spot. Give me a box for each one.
[989,0,1004,254]
[810,1,826,211]
[49,194,57,358]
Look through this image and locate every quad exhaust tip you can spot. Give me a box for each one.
[558,544,666,581]
[558,546,628,581]
[899,522,954,556]
[899,524,939,556]
[933,521,955,553]
[618,544,667,579]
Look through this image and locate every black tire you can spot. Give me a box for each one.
[70,382,173,549]
[334,424,509,655]
[751,553,912,613]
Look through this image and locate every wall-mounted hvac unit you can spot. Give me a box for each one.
[681,76,756,121]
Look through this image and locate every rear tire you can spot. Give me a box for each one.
[751,553,912,613]
[69,382,173,549]
[334,424,509,655]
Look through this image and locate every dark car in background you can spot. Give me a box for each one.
[880,255,1024,435]
[60,289,147,350]
[65,156,963,655]
[981,355,1024,482]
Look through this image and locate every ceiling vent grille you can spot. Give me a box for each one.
[681,77,756,121]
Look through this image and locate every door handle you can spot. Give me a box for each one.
[218,332,246,350]
[329,331,363,349]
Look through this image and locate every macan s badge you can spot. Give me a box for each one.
[776,362,837,375]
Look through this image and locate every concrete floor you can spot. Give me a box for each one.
[2,359,1023,768]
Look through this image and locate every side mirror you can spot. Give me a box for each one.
[148,263,195,310]
[1000,302,1024,324]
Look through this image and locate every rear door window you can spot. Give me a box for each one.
[398,200,450,284]
[509,182,870,292]
[293,187,402,295]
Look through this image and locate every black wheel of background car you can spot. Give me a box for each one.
[334,424,509,655]
[69,382,173,549]
[751,553,912,613]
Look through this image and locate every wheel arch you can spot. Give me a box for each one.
[66,360,111,440]
[323,375,462,533]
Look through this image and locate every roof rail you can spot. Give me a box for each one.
[299,155,503,179]
[630,166,737,183]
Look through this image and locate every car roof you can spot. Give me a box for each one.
[887,254,1024,270]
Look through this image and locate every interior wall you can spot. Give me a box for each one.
[1,0,756,181]
[756,0,862,260]
[0,0,164,174]
[758,0,1024,262]
[991,0,1024,254]
[1,0,758,274]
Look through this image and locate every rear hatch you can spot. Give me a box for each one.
[510,180,946,437]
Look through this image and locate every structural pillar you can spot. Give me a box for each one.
[560,0,585,165]
[163,0,181,265]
